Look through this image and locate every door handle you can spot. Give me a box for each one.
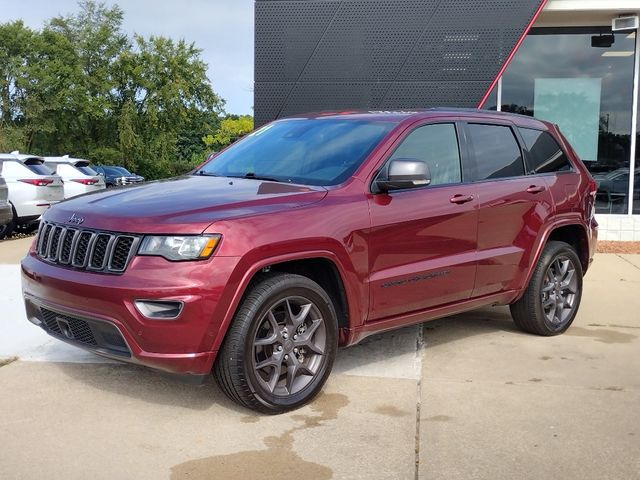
[526,185,546,194]
[450,194,474,204]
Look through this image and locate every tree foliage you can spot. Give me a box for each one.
[0,1,243,179]
[203,115,253,151]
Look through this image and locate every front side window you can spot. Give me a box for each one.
[467,124,524,180]
[519,128,571,174]
[388,123,462,185]
[198,118,395,186]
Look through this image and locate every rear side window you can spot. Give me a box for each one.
[467,124,524,180]
[389,123,462,185]
[518,128,572,174]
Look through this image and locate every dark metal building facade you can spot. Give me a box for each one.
[254,0,546,126]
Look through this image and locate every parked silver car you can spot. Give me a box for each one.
[0,174,12,239]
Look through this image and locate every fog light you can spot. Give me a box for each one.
[134,300,183,320]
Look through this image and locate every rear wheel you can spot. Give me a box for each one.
[214,273,338,413]
[510,241,583,336]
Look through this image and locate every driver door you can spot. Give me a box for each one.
[366,122,478,321]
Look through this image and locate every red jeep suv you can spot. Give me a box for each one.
[21,109,597,413]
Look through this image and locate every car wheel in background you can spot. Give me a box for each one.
[14,222,39,235]
[0,205,17,240]
[214,273,338,413]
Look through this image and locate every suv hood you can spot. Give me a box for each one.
[44,175,328,234]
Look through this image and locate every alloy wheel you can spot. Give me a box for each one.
[252,296,327,396]
[541,255,578,326]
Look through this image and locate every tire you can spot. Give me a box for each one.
[214,273,338,413]
[0,205,17,240]
[510,241,583,336]
[14,222,39,235]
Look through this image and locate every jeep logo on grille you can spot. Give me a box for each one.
[68,213,85,225]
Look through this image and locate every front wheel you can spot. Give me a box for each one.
[214,273,338,413]
[510,241,583,336]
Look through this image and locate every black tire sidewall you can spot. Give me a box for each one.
[532,242,583,334]
[0,204,17,240]
[241,277,338,412]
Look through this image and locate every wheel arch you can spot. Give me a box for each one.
[514,219,590,302]
[211,251,360,354]
[546,224,590,273]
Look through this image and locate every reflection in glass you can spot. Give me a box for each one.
[500,28,635,214]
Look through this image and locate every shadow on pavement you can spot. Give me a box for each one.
[54,306,522,410]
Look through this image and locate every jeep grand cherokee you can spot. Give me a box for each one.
[21,109,597,413]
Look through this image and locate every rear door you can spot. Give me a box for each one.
[463,122,554,297]
[366,121,478,321]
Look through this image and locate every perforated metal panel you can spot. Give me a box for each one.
[255,0,545,126]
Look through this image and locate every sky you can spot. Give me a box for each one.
[1,0,255,114]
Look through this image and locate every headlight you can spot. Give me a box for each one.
[138,235,221,261]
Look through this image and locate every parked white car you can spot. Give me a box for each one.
[0,152,64,237]
[44,155,105,199]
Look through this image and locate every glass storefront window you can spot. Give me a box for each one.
[498,27,636,214]
[483,82,499,111]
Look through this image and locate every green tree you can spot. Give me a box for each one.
[0,1,234,180]
[0,21,36,150]
[114,34,224,177]
[203,115,254,151]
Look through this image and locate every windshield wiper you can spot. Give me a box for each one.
[196,170,218,176]
[230,172,283,183]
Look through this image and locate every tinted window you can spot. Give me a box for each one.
[519,128,571,173]
[114,167,133,175]
[467,124,524,180]
[77,166,97,175]
[199,118,395,186]
[25,163,54,175]
[389,123,461,185]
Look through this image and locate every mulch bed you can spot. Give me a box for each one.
[597,241,640,254]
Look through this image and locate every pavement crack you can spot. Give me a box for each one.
[0,356,18,368]
[414,324,425,480]
[617,254,640,271]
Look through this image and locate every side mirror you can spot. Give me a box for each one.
[97,172,104,176]
[373,159,431,193]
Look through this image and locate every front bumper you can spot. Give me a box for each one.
[21,252,241,375]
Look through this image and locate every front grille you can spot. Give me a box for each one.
[38,306,130,357]
[37,222,139,274]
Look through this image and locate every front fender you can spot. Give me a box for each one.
[208,247,366,354]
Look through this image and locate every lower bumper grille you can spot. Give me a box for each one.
[37,306,130,358]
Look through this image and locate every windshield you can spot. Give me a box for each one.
[113,167,132,175]
[196,118,396,186]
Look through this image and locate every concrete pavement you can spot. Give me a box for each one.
[0,236,639,479]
